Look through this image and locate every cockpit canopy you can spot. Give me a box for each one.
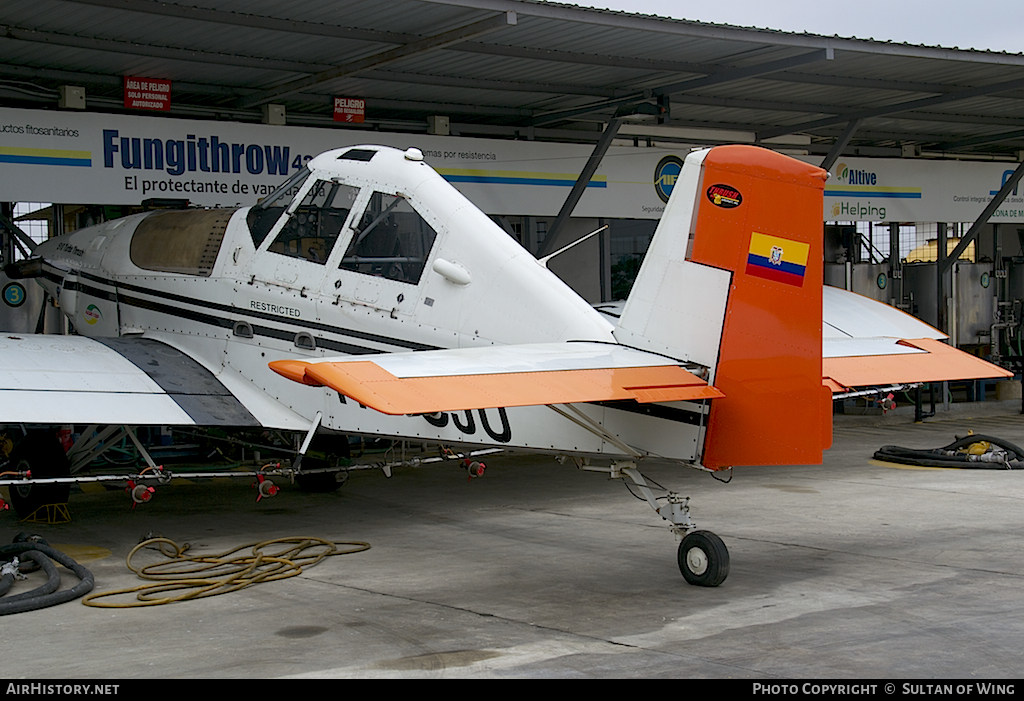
[129,147,442,285]
[246,166,311,247]
[244,151,440,285]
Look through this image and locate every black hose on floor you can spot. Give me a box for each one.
[0,535,94,615]
[874,434,1024,469]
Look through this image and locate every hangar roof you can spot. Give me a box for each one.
[4,0,1024,161]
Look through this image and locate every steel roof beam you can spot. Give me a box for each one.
[360,69,624,99]
[59,0,1024,67]
[884,111,1024,128]
[334,96,531,117]
[0,26,330,73]
[60,6,980,100]
[466,48,989,97]
[48,1,1024,106]
[236,12,517,108]
[59,0,419,45]
[9,46,1013,131]
[664,93,1024,130]
[423,0,1024,66]
[457,41,714,74]
[936,129,1024,151]
[764,71,971,95]
[757,76,1024,140]
[530,49,831,126]
[54,0,729,80]
[646,48,834,97]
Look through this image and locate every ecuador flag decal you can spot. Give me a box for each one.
[746,232,809,287]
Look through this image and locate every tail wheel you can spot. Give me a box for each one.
[8,430,72,518]
[678,530,729,587]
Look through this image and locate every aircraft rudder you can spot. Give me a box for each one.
[691,145,829,469]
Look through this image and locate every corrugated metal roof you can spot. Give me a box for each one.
[3,0,1024,159]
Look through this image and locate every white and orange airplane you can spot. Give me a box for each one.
[2,143,1009,585]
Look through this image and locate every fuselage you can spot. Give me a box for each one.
[29,146,695,457]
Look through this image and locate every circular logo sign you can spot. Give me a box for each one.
[877,273,888,290]
[981,272,991,288]
[706,184,742,209]
[2,282,26,307]
[84,304,102,325]
[654,155,683,203]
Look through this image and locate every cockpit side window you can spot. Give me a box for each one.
[266,180,360,265]
[246,167,311,247]
[339,192,438,284]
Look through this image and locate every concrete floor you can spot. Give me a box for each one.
[2,405,1023,678]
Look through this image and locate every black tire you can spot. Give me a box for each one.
[8,430,71,518]
[295,435,350,493]
[678,530,730,587]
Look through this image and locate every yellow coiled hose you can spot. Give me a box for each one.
[82,536,370,608]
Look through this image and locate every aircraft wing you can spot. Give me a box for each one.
[0,334,262,426]
[821,286,1012,392]
[270,341,722,415]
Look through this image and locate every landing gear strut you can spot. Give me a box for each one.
[608,461,730,587]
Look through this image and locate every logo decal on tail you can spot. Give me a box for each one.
[706,184,742,208]
[745,232,809,287]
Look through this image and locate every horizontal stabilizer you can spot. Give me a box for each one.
[822,286,1012,391]
[270,342,722,415]
[824,337,1013,390]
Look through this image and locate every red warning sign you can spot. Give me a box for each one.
[124,76,171,111]
[333,97,365,123]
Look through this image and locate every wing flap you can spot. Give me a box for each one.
[270,342,722,415]
[823,337,1012,391]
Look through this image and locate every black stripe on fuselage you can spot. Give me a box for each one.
[591,399,707,426]
[62,279,118,303]
[51,266,441,354]
[250,323,384,355]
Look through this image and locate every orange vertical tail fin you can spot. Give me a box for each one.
[616,145,831,469]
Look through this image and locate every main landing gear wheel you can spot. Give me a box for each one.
[8,430,72,519]
[295,434,350,493]
[295,469,347,493]
[678,530,729,587]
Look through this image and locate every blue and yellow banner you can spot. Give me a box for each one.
[0,146,91,167]
[437,168,607,188]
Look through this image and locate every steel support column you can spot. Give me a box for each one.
[536,118,622,258]
[889,222,901,308]
[940,160,1024,275]
[937,222,947,334]
[819,119,863,173]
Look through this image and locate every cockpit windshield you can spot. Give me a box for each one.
[246,167,311,247]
